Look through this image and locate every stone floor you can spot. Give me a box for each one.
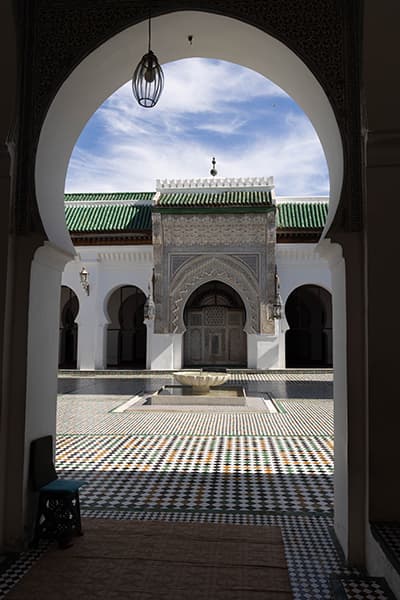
[0,371,396,599]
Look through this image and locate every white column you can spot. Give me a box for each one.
[94,322,108,370]
[144,319,154,370]
[75,259,102,370]
[25,243,74,515]
[172,333,184,369]
[278,316,288,368]
[318,239,348,551]
[247,333,280,369]
[150,334,176,370]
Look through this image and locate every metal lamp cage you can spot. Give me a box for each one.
[132,11,164,108]
[132,50,164,107]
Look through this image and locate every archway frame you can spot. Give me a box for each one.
[282,281,332,306]
[34,9,344,254]
[6,0,365,566]
[284,283,333,369]
[59,285,80,369]
[105,284,147,368]
[183,280,248,367]
[103,282,147,327]
[169,255,259,334]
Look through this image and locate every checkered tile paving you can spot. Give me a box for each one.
[0,543,48,599]
[332,576,396,599]
[0,371,394,600]
[56,434,333,515]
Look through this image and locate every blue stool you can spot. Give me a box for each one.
[30,435,86,547]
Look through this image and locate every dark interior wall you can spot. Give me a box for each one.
[363,0,400,522]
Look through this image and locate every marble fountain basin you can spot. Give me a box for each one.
[146,370,246,406]
[173,371,230,394]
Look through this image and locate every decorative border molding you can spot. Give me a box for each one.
[97,249,153,263]
[156,177,274,191]
[276,197,329,204]
[276,244,323,263]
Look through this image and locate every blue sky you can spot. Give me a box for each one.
[65,58,329,197]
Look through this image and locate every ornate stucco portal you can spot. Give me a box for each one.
[183,281,247,367]
[152,177,278,368]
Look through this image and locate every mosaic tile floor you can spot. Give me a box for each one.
[371,522,400,579]
[0,372,396,599]
[331,575,397,599]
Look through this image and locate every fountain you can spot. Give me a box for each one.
[173,370,230,394]
[147,370,246,406]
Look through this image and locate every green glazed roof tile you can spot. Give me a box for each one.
[64,192,154,202]
[64,192,328,233]
[276,202,328,229]
[65,202,152,232]
[155,189,272,207]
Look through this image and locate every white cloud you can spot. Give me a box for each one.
[65,58,329,196]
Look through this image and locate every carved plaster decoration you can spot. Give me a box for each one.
[162,215,267,247]
[233,254,259,279]
[152,212,163,246]
[167,254,262,334]
[169,254,197,278]
[31,0,349,132]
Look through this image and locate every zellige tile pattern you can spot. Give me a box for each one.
[0,371,394,600]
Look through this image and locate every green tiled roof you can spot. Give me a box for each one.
[65,201,152,232]
[277,202,328,229]
[155,190,272,208]
[64,193,328,233]
[64,192,154,203]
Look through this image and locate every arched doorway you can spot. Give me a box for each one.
[58,286,79,368]
[25,5,358,564]
[106,286,146,368]
[285,285,332,368]
[184,281,246,367]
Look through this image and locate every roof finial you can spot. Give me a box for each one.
[210,157,217,177]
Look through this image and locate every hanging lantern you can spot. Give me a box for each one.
[132,15,164,108]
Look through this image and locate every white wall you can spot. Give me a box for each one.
[61,245,153,369]
[277,243,332,304]
[61,242,331,371]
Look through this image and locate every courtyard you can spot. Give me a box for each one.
[1,370,394,599]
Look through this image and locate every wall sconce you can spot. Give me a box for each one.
[79,267,90,296]
[143,282,155,320]
[271,265,282,320]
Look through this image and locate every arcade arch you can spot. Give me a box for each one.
[35,11,343,253]
[24,5,354,562]
[106,285,146,368]
[58,286,79,368]
[285,284,332,368]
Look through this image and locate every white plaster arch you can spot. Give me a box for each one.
[282,281,333,306]
[169,254,260,334]
[283,283,332,340]
[60,284,81,322]
[103,282,147,326]
[35,10,343,254]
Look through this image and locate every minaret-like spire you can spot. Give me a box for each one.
[210,157,217,177]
